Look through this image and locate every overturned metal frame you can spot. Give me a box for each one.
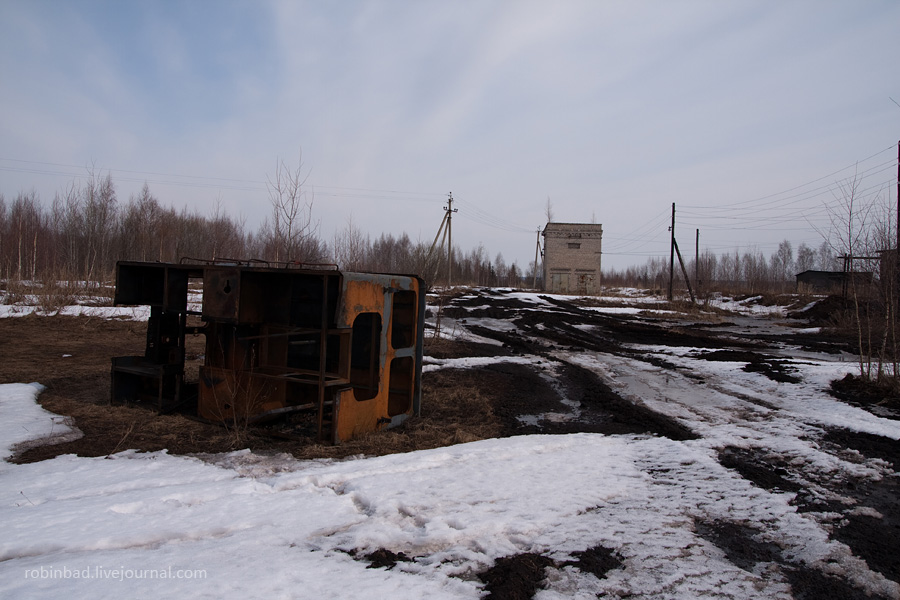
[111,259,425,444]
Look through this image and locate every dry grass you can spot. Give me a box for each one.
[36,278,81,315]
[1,313,505,463]
[289,373,503,460]
[1,279,29,306]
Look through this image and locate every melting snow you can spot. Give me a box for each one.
[3,289,900,598]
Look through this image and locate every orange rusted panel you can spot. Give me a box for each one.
[332,274,423,443]
[113,260,424,444]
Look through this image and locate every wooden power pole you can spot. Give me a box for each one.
[667,202,695,303]
[444,192,457,288]
[695,229,700,296]
[668,203,675,300]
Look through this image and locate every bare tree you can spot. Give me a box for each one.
[741,248,768,294]
[9,191,43,281]
[815,241,836,270]
[266,156,318,262]
[118,183,163,262]
[770,239,794,290]
[370,232,415,273]
[695,248,717,298]
[0,193,6,279]
[508,261,521,288]
[494,252,508,286]
[796,242,817,274]
[822,170,884,380]
[331,214,370,271]
[80,170,118,282]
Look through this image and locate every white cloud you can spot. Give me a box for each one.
[1,0,899,268]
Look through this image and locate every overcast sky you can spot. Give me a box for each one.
[1,0,899,271]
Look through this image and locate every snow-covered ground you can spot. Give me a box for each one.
[0,304,151,320]
[2,289,899,598]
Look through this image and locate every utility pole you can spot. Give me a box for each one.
[695,229,700,297]
[444,192,457,289]
[894,139,899,376]
[882,138,900,378]
[668,203,675,300]
[673,238,696,303]
[533,227,542,290]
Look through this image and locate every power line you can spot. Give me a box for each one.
[0,157,454,204]
[453,197,534,234]
[681,144,896,211]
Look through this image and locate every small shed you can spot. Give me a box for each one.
[795,270,873,294]
[542,222,603,294]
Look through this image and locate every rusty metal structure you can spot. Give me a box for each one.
[111,259,425,444]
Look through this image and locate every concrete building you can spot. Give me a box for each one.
[795,269,873,295]
[542,222,603,294]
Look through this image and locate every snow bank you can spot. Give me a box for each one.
[0,383,78,462]
[0,305,150,320]
[2,381,898,599]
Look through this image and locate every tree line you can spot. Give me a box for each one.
[0,173,856,294]
[6,165,897,390]
[603,239,839,295]
[1,163,887,297]
[0,167,527,289]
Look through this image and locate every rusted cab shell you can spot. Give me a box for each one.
[111,260,425,444]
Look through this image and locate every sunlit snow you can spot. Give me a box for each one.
[2,290,899,598]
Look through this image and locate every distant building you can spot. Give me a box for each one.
[542,222,603,294]
[795,270,873,294]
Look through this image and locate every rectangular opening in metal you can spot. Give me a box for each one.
[391,290,417,349]
[388,356,413,417]
[351,312,381,401]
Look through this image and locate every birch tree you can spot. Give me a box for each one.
[266,156,318,263]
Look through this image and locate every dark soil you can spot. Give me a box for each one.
[717,446,804,495]
[820,428,900,584]
[719,433,900,590]
[694,519,783,571]
[834,490,900,588]
[5,289,900,598]
[561,545,623,579]
[466,362,567,433]
[558,361,698,441]
[478,553,555,600]
[696,519,885,600]
[357,548,414,570]
[694,350,802,383]
[830,374,900,417]
[425,361,697,441]
[476,545,622,600]
[787,295,848,325]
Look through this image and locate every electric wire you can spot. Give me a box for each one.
[604,143,897,262]
[3,141,897,265]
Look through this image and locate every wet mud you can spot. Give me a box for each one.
[694,349,802,383]
[476,545,622,600]
[717,434,900,593]
[696,519,883,600]
[6,289,900,598]
[440,289,900,596]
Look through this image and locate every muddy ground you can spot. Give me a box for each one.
[2,290,899,599]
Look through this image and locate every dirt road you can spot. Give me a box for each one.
[3,288,899,598]
[428,289,900,598]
